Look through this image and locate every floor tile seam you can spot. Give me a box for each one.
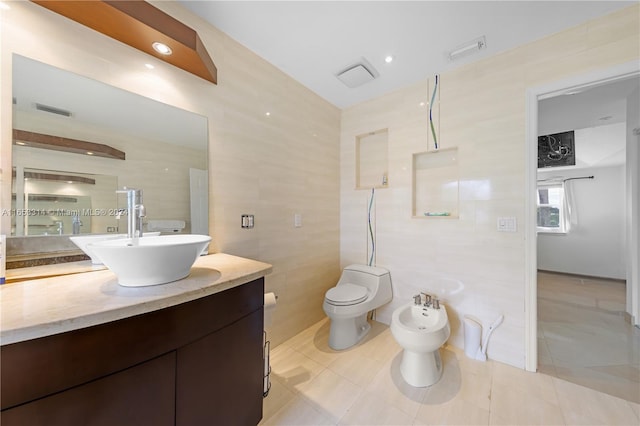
[296,380,365,425]
[628,401,640,422]
[543,371,571,425]
[436,390,493,416]
[549,374,640,405]
[334,388,386,426]
[271,349,330,396]
[362,381,424,421]
[489,393,570,426]
[583,362,640,375]
[541,327,632,338]
[551,374,638,407]
[538,297,626,315]
[259,394,291,425]
[273,393,337,425]
[490,375,564,416]
[550,357,640,371]
[325,362,377,389]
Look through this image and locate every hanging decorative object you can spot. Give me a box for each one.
[537,131,575,168]
[367,188,375,266]
[429,74,440,150]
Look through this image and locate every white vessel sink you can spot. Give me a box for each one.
[89,234,212,287]
[70,232,160,265]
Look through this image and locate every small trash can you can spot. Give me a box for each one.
[463,316,482,359]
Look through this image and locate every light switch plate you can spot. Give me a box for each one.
[241,214,254,229]
[294,213,302,228]
[497,217,517,232]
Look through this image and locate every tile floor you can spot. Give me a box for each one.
[260,317,640,425]
[537,271,640,404]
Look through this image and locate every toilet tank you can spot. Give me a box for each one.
[338,265,392,301]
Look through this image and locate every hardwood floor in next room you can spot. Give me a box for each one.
[537,271,640,404]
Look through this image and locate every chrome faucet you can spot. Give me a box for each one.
[421,292,432,307]
[72,215,82,235]
[116,188,146,238]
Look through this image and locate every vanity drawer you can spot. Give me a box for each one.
[1,277,264,411]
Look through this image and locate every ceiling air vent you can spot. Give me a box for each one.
[336,58,378,88]
[35,103,72,117]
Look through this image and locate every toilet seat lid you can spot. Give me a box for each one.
[325,284,368,306]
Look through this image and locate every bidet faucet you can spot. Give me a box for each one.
[116,187,146,238]
[421,292,432,307]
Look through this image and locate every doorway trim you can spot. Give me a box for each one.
[524,60,640,372]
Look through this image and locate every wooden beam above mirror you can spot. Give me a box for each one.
[13,129,126,160]
[31,0,217,84]
[12,170,97,185]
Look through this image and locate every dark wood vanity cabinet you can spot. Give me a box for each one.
[1,278,265,426]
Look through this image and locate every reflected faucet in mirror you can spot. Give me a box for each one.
[116,188,146,238]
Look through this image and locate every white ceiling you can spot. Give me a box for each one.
[180,0,635,109]
[12,1,638,169]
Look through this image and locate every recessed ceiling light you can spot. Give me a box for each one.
[384,55,394,63]
[144,63,155,69]
[419,101,426,107]
[86,151,94,155]
[152,41,172,55]
[265,112,271,116]
[16,141,27,146]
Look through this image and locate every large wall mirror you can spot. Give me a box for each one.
[10,54,208,244]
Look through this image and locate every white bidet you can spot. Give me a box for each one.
[390,300,450,387]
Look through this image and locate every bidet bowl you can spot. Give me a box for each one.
[70,232,160,264]
[89,234,211,287]
[391,302,451,353]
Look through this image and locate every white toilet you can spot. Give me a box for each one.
[323,265,392,350]
[390,298,450,387]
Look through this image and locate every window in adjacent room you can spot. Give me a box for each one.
[537,184,566,233]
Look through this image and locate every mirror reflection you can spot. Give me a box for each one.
[11,168,118,236]
[11,54,209,240]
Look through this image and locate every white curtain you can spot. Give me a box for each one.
[562,179,578,233]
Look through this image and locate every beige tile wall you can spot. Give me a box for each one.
[0,2,340,346]
[2,2,637,362]
[340,5,639,368]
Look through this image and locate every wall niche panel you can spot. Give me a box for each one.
[412,147,459,218]
[356,129,388,189]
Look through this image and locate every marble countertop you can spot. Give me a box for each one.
[6,260,107,283]
[0,253,272,345]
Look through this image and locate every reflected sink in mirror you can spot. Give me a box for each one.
[89,235,211,287]
[70,232,161,265]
